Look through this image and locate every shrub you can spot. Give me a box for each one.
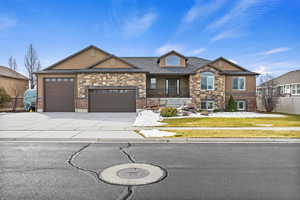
[160,107,177,117]
[0,88,11,107]
[226,95,237,112]
[213,108,221,112]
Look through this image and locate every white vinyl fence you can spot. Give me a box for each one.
[257,96,300,115]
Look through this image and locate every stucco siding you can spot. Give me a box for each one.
[0,76,28,97]
[51,48,110,70]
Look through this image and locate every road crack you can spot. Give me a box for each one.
[68,143,137,200]
[67,143,101,183]
[119,143,136,163]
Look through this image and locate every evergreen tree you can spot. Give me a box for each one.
[227,95,237,112]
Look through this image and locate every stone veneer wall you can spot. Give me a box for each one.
[76,73,146,111]
[189,66,225,110]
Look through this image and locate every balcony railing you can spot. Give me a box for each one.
[147,87,190,98]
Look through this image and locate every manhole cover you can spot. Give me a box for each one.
[100,163,166,186]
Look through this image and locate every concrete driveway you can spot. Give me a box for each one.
[0,112,142,139]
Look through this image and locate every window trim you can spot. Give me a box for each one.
[232,77,246,91]
[165,55,180,66]
[237,100,246,111]
[200,72,215,91]
[201,100,215,111]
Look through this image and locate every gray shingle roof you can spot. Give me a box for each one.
[37,56,211,75]
[36,68,147,74]
[0,66,28,80]
[120,56,210,74]
[220,70,259,75]
[259,69,300,86]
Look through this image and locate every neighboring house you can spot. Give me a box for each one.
[35,45,258,112]
[257,69,300,114]
[0,66,29,111]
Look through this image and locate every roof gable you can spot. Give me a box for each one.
[210,57,250,72]
[158,50,186,62]
[45,45,111,70]
[88,55,138,69]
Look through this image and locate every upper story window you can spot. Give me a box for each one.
[232,77,245,90]
[201,72,215,90]
[165,55,180,66]
[150,78,157,89]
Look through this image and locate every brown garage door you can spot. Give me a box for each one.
[44,78,74,112]
[89,89,136,112]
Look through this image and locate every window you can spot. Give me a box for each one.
[280,86,284,95]
[165,55,180,66]
[291,84,296,95]
[237,100,246,111]
[201,72,215,90]
[150,78,157,89]
[232,77,245,90]
[200,100,214,110]
[284,85,290,94]
[291,84,300,95]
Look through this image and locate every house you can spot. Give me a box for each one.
[35,45,258,112]
[0,66,29,111]
[257,69,300,114]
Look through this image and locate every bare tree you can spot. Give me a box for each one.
[8,56,17,71]
[258,73,278,112]
[24,44,41,89]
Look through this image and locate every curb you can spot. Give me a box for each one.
[1,138,300,143]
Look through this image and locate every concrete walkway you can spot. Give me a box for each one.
[0,130,143,140]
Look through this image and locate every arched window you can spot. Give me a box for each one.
[201,72,215,90]
[165,55,180,66]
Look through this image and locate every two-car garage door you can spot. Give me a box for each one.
[88,89,136,112]
[44,78,136,112]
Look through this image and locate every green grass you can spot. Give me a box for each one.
[165,130,300,138]
[162,114,300,127]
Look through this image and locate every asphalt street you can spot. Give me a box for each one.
[0,142,299,200]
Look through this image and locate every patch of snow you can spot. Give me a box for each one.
[140,129,175,137]
[133,110,166,127]
[165,112,286,119]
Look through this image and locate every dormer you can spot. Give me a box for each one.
[158,50,187,67]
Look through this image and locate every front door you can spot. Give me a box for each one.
[167,79,179,97]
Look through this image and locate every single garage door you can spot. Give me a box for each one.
[89,89,136,112]
[44,78,74,112]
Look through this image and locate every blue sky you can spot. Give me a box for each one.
[0,0,300,78]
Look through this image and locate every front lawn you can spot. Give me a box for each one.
[165,130,300,138]
[162,114,300,127]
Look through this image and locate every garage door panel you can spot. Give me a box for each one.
[89,89,136,112]
[44,78,74,112]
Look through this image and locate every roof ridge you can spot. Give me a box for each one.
[0,65,28,80]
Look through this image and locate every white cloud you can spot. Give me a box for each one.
[0,16,16,31]
[155,44,184,55]
[259,47,291,55]
[123,11,157,37]
[182,0,227,23]
[229,59,238,64]
[207,0,280,42]
[255,65,268,74]
[210,30,239,42]
[187,48,206,55]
